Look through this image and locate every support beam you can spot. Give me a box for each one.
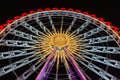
[35,47,57,80]
[44,59,55,80]
[63,47,87,80]
[63,55,77,80]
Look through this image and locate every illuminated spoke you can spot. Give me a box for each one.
[76,21,89,34]
[22,22,41,36]
[35,18,47,32]
[0,48,38,60]
[80,52,120,69]
[76,59,118,80]
[36,47,57,80]
[83,35,114,44]
[17,60,46,80]
[63,47,87,80]
[83,46,120,54]
[63,53,77,80]
[44,58,56,80]
[80,27,103,39]
[0,40,36,47]
[48,16,55,29]
[68,17,77,31]
[61,16,64,28]
[9,29,38,41]
[0,54,42,77]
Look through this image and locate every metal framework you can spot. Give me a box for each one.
[0,8,120,80]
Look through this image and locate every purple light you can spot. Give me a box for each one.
[35,47,57,80]
[63,47,87,80]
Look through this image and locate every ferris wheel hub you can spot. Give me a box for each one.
[52,34,69,48]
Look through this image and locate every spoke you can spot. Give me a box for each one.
[44,59,55,80]
[63,47,87,80]
[76,59,118,80]
[83,35,114,44]
[0,54,42,77]
[48,16,55,30]
[61,16,64,27]
[35,18,47,32]
[63,54,77,80]
[9,29,38,41]
[0,40,36,47]
[0,48,38,60]
[81,27,103,39]
[36,47,57,80]
[22,22,41,36]
[17,60,46,80]
[83,46,120,54]
[68,17,77,31]
[76,21,89,34]
[80,52,120,69]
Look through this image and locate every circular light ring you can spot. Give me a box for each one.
[0,8,120,45]
[0,8,120,80]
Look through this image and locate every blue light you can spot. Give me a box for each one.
[68,12,73,16]
[53,11,58,15]
[61,11,66,15]
[38,13,41,17]
[76,13,81,17]
[45,12,49,15]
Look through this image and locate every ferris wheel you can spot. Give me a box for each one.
[0,8,120,80]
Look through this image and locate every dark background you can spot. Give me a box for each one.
[0,0,120,80]
[0,0,120,29]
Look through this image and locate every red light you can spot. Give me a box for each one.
[21,13,28,17]
[112,26,119,31]
[90,14,97,18]
[0,24,6,30]
[0,25,4,29]
[37,8,43,12]
[29,10,36,14]
[60,8,66,10]
[75,10,81,13]
[68,8,74,11]
[105,22,111,26]
[83,12,89,15]
[14,16,21,20]
[52,7,58,10]
[6,20,14,24]
[45,8,51,11]
[116,31,120,34]
[98,18,104,21]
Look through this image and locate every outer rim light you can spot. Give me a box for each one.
[0,8,120,36]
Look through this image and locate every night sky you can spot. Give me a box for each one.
[0,0,120,80]
[0,0,120,29]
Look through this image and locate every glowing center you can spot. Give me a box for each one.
[37,27,85,64]
[52,34,69,48]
